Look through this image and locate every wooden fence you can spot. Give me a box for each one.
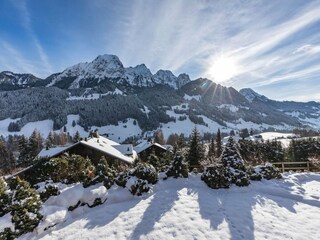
[272,161,319,172]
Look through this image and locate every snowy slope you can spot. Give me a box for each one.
[0,71,41,86]
[19,173,320,240]
[161,106,229,139]
[0,118,53,138]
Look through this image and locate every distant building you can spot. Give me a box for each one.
[134,139,168,160]
[38,133,137,166]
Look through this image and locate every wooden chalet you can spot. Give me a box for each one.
[134,140,168,160]
[38,133,137,166]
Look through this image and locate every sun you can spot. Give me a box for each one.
[207,54,241,83]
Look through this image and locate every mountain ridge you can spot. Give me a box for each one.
[0,54,319,141]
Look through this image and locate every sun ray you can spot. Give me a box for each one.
[206,54,242,83]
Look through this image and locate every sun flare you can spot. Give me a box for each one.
[207,55,241,83]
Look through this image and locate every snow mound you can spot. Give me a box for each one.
[17,173,320,240]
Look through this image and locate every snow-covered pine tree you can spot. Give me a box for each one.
[239,128,249,139]
[73,130,81,142]
[230,130,235,136]
[18,135,28,166]
[220,136,250,187]
[0,141,15,174]
[287,139,297,161]
[216,128,222,158]
[45,131,54,150]
[173,134,186,155]
[187,127,204,170]
[207,137,216,160]
[28,130,43,160]
[147,153,161,171]
[166,153,189,178]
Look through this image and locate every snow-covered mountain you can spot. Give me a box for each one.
[152,70,177,89]
[177,73,191,89]
[46,54,190,89]
[239,88,320,129]
[47,55,125,89]
[0,71,42,90]
[239,88,269,102]
[125,64,154,87]
[0,54,319,141]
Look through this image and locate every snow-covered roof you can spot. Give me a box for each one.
[38,146,70,158]
[80,137,134,164]
[134,140,167,154]
[162,144,173,150]
[93,135,120,146]
[37,135,135,164]
[113,144,134,155]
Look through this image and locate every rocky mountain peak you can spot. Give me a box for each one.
[153,70,177,89]
[239,88,269,102]
[177,73,191,89]
[91,54,124,71]
[125,64,153,87]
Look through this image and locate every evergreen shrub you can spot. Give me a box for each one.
[201,164,231,189]
[256,163,282,180]
[116,163,158,196]
[166,154,189,178]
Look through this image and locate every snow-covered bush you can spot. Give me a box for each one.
[220,137,250,187]
[28,154,94,185]
[129,163,158,185]
[246,166,263,181]
[0,228,14,240]
[0,177,11,217]
[85,157,117,189]
[126,177,151,196]
[39,185,60,202]
[147,154,162,171]
[166,154,189,178]
[247,163,282,181]
[202,136,250,189]
[116,163,158,196]
[115,171,130,188]
[65,155,93,184]
[201,164,231,189]
[256,163,282,180]
[1,177,43,238]
[42,157,69,183]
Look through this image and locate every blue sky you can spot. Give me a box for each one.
[0,0,319,101]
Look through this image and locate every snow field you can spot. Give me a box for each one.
[0,118,53,138]
[18,173,320,240]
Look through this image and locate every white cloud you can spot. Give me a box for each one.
[9,0,53,75]
[2,0,320,101]
[0,40,36,74]
[293,44,320,55]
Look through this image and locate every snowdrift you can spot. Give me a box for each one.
[16,173,320,240]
